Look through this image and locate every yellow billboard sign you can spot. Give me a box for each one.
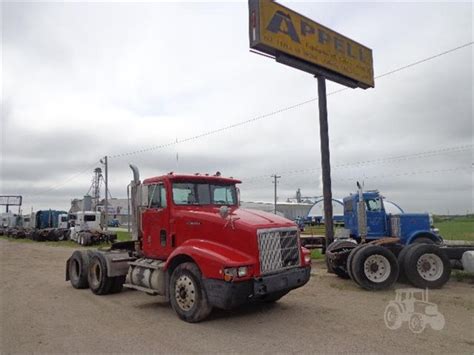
[249,0,374,88]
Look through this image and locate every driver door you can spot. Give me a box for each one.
[366,198,386,238]
[141,183,170,259]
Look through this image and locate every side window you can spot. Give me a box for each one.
[366,198,382,212]
[148,184,166,208]
[344,199,353,213]
[160,185,167,208]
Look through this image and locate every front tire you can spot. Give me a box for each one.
[169,262,212,323]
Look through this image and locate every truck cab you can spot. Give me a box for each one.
[72,211,102,231]
[343,190,441,245]
[66,166,312,322]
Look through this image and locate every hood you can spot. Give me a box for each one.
[230,208,295,229]
[174,206,296,233]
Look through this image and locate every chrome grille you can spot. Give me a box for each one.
[390,216,401,237]
[258,228,300,274]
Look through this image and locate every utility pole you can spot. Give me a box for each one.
[272,174,281,214]
[317,76,334,245]
[101,155,109,231]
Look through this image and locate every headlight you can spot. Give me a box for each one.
[237,266,248,277]
[223,266,250,281]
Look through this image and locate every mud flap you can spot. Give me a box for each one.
[65,257,71,281]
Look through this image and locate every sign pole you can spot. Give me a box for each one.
[317,76,334,247]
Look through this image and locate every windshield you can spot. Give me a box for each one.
[172,183,237,206]
[84,215,96,222]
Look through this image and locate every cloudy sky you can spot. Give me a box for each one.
[1,1,472,215]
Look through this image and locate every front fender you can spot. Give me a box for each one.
[407,231,442,244]
[164,239,257,279]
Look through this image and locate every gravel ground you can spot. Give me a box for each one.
[1,239,473,353]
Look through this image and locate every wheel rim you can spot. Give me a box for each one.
[175,275,196,312]
[363,254,391,283]
[416,253,443,281]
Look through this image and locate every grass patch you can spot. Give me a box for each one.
[310,249,324,260]
[452,270,474,283]
[0,230,132,248]
[116,230,132,242]
[434,215,474,241]
[304,216,474,242]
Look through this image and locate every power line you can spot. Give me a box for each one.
[24,161,100,198]
[108,42,473,160]
[243,144,473,183]
[21,41,473,197]
[244,165,473,188]
[332,165,473,182]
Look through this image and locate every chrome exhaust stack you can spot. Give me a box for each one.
[129,164,142,241]
[356,181,367,243]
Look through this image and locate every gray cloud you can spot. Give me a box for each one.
[1,1,472,215]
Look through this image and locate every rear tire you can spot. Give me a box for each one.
[325,240,357,278]
[88,253,114,295]
[347,244,369,281]
[170,262,212,323]
[69,250,91,289]
[351,245,399,290]
[397,244,418,283]
[403,244,451,289]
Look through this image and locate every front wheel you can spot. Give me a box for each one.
[169,262,212,323]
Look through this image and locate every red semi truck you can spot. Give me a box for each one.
[66,165,311,322]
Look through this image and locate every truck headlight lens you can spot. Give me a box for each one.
[237,266,248,277]
[223,266,249,281]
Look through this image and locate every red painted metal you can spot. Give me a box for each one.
[141,174,307,279]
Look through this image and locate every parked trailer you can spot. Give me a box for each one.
[326,184,474,290]
[65,165,312,322]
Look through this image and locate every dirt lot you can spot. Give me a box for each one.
[1,239,473,354]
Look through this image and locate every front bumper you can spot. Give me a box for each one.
[203,266,311,310]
